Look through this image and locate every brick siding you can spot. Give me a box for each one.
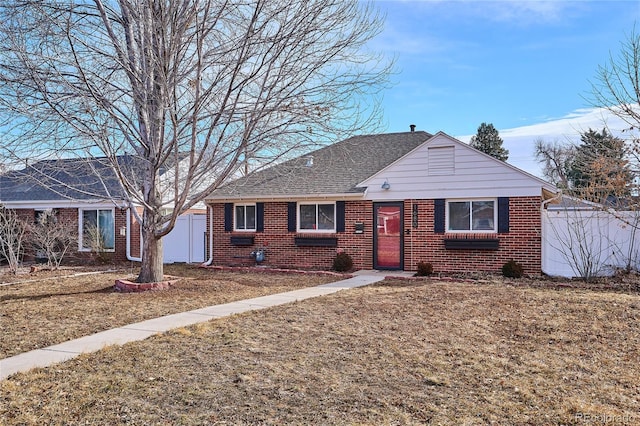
[10,206,135,263]
[402,197,541,274]
[209,196,543,274]
[211,202,374,270]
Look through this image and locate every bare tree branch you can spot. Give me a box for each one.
[0,0,391,282]
[534,138,574,189]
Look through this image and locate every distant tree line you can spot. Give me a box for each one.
[535,128,634,205]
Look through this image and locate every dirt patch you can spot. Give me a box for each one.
[1,278,639,424]
[0,263,339,358]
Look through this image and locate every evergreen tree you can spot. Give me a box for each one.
[469,123,509,161]
[567,128,633,203]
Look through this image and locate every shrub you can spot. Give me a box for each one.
[84,224,113,264]
[0,207,27,274]
[28,209,78,269]
[415,261,433,276]
[333,252,353,272]
[502,259,524,278]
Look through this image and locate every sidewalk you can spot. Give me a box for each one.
[0,270,411,381]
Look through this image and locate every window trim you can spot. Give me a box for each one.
[78,208,116,252]
[297,202,336,233]
[234,203,257,232]
[445,198,497,233]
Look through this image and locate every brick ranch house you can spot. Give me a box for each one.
[0,156,145,263]
[0,155,203,264]
[204,130,557,274]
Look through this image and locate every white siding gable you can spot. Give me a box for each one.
[358,132,555,201]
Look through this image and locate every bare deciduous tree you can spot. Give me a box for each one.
[0,1,391,282]
[589,28,640,199]
[538,27,640,279]
[590,27,640,137]
[537,128,640,278]
[543,202,640,279]
[534,138,574,189]
[28,209,78,270]
[0,207,27,274]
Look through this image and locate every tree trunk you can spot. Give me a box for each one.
[0,1,391,279]
[137,227,164,283]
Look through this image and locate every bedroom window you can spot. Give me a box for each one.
[447,200,496,232]
[234,204,256,231]
[299,203,335,232]
[80,209,115,251]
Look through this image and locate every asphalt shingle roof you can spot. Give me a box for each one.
[0,156,138,202]
[209,131,432,198]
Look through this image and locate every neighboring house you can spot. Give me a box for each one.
[0,155,205,263]
[0,156,142,262]
[204,130,557,274]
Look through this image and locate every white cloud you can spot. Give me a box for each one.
[388,0,584,25]
[481,1,579,24]
[456,107,638,178]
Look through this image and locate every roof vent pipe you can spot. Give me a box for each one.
[410,124,416,132]
[305,156,314,167]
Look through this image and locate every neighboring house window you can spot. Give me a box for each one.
[34,208,58,224]
[235,204,256,231]
[299,203,335,232]
[447,199,496,232]
[80,209,115,251]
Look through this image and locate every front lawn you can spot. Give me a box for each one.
[2,277,638,424]
[0,264,339,358]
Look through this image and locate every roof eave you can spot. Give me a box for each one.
[205,191,366,204]
[0,199,130,209]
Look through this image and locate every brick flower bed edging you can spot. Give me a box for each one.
[381,274,491,284]
[201,265,483,283]
[114,276,180,292]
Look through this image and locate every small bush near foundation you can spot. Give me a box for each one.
[333,252,353,272]
[415,261,433,276]
[502,259,524,278]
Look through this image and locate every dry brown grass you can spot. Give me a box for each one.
[0,264,338,358]
[1,275,639,425]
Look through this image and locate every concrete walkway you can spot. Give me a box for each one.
[0,270,411,381]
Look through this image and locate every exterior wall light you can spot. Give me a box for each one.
[381,180,390,190]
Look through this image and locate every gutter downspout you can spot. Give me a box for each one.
[126,208,142,262]
[202,204,214,266]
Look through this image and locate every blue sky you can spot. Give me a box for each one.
[370,0,640,176]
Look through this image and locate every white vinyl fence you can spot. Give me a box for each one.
[163,214,207,264]
[542,209,640,278]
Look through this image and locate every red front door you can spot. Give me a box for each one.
[374,203,403,270]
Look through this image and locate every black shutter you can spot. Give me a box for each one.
[498,197,509,233]
[336,201,345,232]
[256,202,264,232]
[434,199,445,233]
[287,202,297,232]
[224,203,233,232]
